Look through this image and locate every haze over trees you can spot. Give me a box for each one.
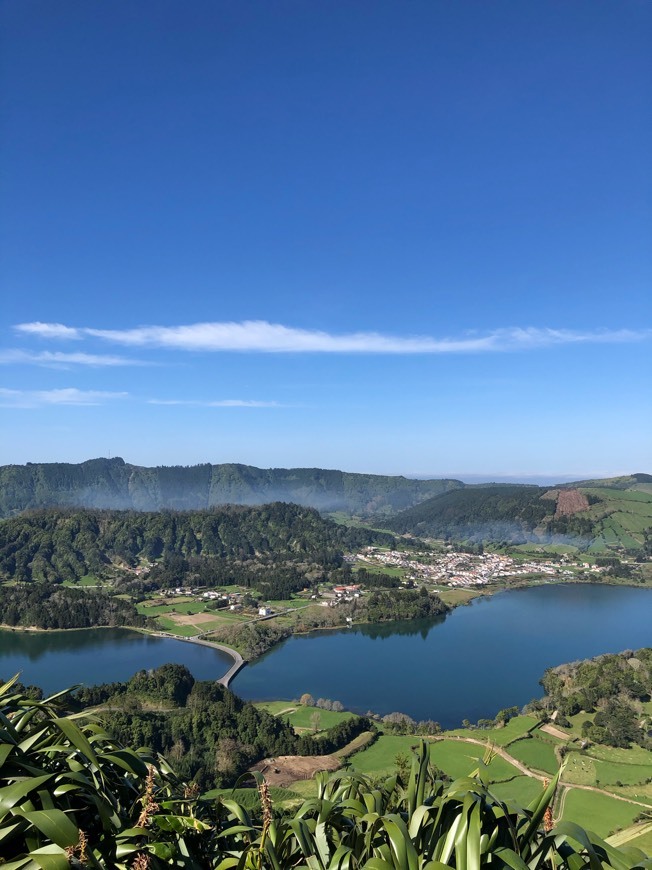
[0,457,461,517]
[384,477,652,552]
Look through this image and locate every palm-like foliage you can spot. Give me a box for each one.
[1,680,650,869]
[0,675,210,868]
[215,745,651,870]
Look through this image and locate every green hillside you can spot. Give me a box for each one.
[0,503,393,585]
[0,457,462,517]
[385,478,652,552]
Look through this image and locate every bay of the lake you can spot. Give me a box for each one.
[233,583,652,726]
[2,585,650,725]
[0,627,233,694]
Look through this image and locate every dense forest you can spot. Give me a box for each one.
[0,582,147,629]
[71,664,373,790]
[0,457,462,517]
[363,587,449,622]
[384,485,555,542]
[539,648,652,749]
[0,503,394,586]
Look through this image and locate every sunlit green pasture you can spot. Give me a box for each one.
[561,788,642,838]
[489,775,543,806]
[446,715,538,747]
[287,707,355,732]
[508,736,559,774]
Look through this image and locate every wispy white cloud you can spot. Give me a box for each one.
[14,320,652,354]
[0,388,128,408]
[0,349,148,368]
[148,398,282,407]
[15,322,82,340]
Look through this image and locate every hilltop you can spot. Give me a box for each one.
[384,476,652,554]
[0,457,461,518]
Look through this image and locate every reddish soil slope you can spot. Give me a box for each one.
[554,489,589,518]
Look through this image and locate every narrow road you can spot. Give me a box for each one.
[438,735,546,780]
[441,736,652,818]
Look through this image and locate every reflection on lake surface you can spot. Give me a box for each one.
[232,584,652,726]
[0,627,232,693]
[2,584,650,726]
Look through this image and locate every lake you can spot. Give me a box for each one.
[2,584,650,726]
[232,583,652,726]
[0,627,233,693]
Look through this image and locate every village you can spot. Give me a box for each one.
[354,546,601,588]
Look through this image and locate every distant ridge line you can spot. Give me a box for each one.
[0,457,463,518]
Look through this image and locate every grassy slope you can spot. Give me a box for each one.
[384,477,652,552]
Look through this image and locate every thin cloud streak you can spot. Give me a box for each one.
[14,320,652,354]
[0,349,148,367]
[16,322,82,340]
[0,388,128,408]
[148,398,282,407]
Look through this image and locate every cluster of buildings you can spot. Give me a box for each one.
[355,547,583,588]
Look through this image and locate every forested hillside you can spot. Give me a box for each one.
[385,478,652,552]
[69,664,374,790]
[539,648,652,749]
[0,457,462,517]
[0,503,393,589]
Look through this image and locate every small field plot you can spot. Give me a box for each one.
[348,736,424,774]
[429,740,520,782]
[588,744,652,766]
[445,716,538,747]
[561,788,641,839]
[593,758,652,787]
[286,707,355,732]
[148,617,202,637]
[563,712,594,739]
[609,822,652,856]
[563,751,597,785]
[436,588,484,607]
[355,562,405,578]
[508,737,559,774]
[255,701,296,715]
[489,775,543,807]
[610,783,652,807]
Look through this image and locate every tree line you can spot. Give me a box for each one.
[0,582,147,629]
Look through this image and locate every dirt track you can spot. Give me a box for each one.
[251,754,342,787]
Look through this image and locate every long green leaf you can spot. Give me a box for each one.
[0,774,52,813]
[13,809,79,848]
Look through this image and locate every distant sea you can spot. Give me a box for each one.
[406,473,608,485]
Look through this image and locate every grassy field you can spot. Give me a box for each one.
[348,735,521,783]
[136,595,253,636]
[254,701,356,735]
[445,715,538,746]
[561,788,642,838]
[231,705,651,848]
[507,736,559,774]
[435,587,486,607]
[489,775,544,806]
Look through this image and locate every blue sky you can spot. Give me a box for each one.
[1,0,650,479]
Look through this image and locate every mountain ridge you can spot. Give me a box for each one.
[0,458,463,518]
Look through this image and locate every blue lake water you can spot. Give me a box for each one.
[0,627,233,693]
[232,583,652,726]
[1,584,650,726]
